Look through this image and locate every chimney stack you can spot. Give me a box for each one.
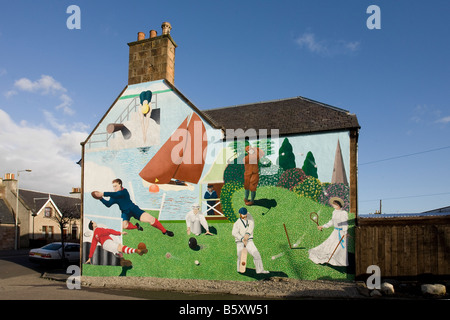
[128,22,177,85]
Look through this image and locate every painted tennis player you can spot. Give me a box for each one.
[92,178,174,237]
[308,197,349,266]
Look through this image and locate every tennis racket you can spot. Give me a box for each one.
[310,212,322,231]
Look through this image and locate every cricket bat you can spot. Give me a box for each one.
[239,246,248,273]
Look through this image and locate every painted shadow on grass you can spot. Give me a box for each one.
[119,265,133,276]
[317,252,355,278]
[252,198,277,216]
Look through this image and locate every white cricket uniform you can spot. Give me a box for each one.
[185,210,209,235]
[232,213,266,273]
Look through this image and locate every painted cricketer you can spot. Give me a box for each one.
[232,207,269,274]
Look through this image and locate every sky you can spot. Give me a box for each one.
[0,0,449,214]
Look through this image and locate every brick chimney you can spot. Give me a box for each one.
[128,22,177,85]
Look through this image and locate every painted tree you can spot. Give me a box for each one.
[277,138,296,171]
[255,139,274,156]
[228,140,250,164]
[302,151,318,178]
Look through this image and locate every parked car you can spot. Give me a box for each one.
[29,242,80,266]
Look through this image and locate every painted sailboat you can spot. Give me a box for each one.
[139,112,208,187]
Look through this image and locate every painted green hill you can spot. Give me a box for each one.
[83,186,355,281]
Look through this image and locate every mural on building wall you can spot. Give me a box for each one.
[82,80,355,281]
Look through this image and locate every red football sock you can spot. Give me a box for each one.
[125,222,137,230]
[122,246,136,254]
[151,218,167,234]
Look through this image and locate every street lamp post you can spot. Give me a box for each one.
[15,169,32,250]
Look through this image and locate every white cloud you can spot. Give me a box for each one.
[296,32,326,54]
[0,108,88,194]
[436,116,450,124]
[343,41,360,52]
[43,110,89,133]
[295,32,360,56]
[43,110,68,132]
[410,104,443,124]
[4,90,17,98]
[56,93,75,115]
[9,75,75,115]
[14,75,66,95]
[83,161,117,193]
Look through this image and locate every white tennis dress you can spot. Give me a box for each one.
[308,209,349,266]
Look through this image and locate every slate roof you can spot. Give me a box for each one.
[202,96,360,139]
[422,205,450,214]
[19,189,81,218]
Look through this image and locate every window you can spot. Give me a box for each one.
[71,225,78,239]
[42,243,62,250]
[42,226,54,239]
[65,244,80,252]
[44,207,52,218]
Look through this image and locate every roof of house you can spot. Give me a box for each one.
[359,212,450,219]
[19,189,81,218]
[82,80,360,146]
[422,205,450,214]
[202,96,360,139]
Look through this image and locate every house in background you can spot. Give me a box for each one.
[0,175,81,250]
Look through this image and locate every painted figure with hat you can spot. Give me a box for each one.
[232,207,269,274]
[308,197,349,266]
[204,184,218,215]
[243,146,265,205]
[185,203,213,236]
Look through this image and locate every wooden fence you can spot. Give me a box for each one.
[355,214,450,279]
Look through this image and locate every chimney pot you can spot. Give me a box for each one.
[150,30,157,38]
[137,32,145,41]
[4,173,15,180]
[161,22,172,35]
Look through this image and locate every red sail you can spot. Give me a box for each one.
[139,116,189,184]
[139,113,207,185]
[173,112,207,184]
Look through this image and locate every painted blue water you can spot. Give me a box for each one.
[89,147,201,221]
